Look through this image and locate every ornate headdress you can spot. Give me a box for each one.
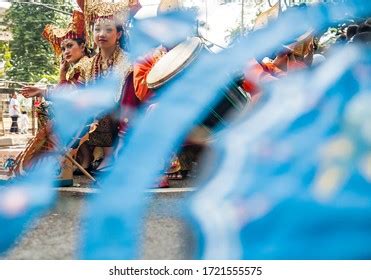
[283,30,314,58]
[77,0,141,47]
[42,10,85,56]
[157,0,182,15]
[77,0,141,26]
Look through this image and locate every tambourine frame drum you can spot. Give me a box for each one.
[147,37,204,89]
[146,37,251,142]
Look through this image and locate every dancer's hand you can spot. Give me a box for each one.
[60,59,70,74]
[20,86,45,98]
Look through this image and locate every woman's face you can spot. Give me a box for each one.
[93,19,122,50]
[61,39,85,63]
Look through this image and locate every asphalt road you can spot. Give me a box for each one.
[2,177,198,260]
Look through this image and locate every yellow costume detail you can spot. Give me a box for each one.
[42,10,85,56]
[66,55,92,84]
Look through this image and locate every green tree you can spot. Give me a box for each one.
[225,1,272,45]
[5,1,72,85]
[0,41,12,78]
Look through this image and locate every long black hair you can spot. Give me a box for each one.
[72,37,95,57]
[116,20,133,52]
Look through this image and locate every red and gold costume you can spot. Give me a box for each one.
[242,59,281,101]
[132,0,193,182]
[243,6,313,101]
[38,10,88,127]
[42,10,85,56]
[77,0,142,147]
[242,55,309,103]
[132,0,181,104]
[11,10,88,179]
[42,9,90,87]
[242,35,313,102]
[133,47,167,102]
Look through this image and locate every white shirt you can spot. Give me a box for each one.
[9,98,20,117]
[19,114,29,129]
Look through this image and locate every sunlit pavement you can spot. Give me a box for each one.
[1,176,197,260]
[0,130,199,259]
[0,131,33,173]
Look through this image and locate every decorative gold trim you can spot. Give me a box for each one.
[85,46,133,103]
[78,0,141,48]
[66,56,91,84]
[42,10,85,56]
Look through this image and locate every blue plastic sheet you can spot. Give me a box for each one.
[0,155,58,254]
[1,0,370,260]
[78,0,371,259]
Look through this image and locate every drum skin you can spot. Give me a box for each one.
[146,37,251,143]
[146,37,204,89]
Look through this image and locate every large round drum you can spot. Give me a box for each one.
[147,37,251,142]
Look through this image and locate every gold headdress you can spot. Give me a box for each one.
[157,0,182,15]
[283,30,314,58]
[42,10,85,56]
[77,0,141,47]
[78,0,141,25]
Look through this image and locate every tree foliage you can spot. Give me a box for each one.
[0,41,12,78]
[224,1,266,45]
[5,1,72,84]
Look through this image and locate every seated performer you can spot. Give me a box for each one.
[133,0,184,103]
[15,10,92,178]
[133,0,198,182]
[22,1,142,177]
[22,10,91,96]
[75,0,142,175]
[21,10,92,135]
[243,3,314,101]
[242,32,315,101]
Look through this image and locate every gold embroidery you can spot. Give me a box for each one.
[84,0,131,24]
[66,55,91,83]
[81,0,140,47]
[42,11,85,56]
[84,46,133,102]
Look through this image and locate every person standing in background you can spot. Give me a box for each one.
[19,111,30,134]
[9,93,20,134]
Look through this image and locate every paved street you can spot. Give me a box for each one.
[0,116,35,170]
[1,177,197,260]
[0,120,201,260]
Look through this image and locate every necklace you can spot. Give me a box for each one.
[89,46,133,103]
[93,46,120,80]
